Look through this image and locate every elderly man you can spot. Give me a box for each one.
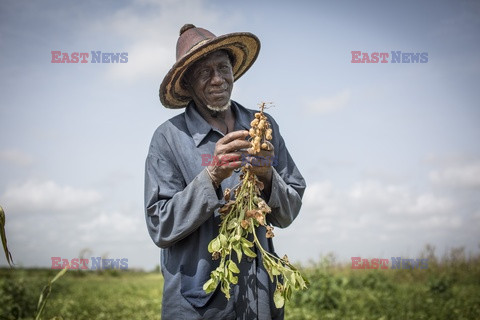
[144,24,306,320]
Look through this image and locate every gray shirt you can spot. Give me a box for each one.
[144,100,306,320]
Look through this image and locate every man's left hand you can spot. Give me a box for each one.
[245,141,274,193]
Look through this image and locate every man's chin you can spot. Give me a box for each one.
[207,100,231,112]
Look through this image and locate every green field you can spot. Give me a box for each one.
[1,248,480,320]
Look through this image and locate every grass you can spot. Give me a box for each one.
[285,248,480,320]
[0,269,163,320]
[1,247,479,319]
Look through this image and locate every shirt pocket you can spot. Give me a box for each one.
[180,264,220,309]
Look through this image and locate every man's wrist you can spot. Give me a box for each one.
[205,167,220,189]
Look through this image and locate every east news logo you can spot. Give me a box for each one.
[351,257,429,269]
[51,51,128,63]
[351,51,428,63]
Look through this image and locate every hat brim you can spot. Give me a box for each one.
[159,32,260,109]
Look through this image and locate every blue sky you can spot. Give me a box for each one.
[1,0,479,270]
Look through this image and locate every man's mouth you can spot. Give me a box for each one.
[209,90,226,95]
[209,84,229,96]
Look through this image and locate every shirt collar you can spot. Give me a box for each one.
[232,100,252,131]
[185,101,212,147]
[185,100,251,147]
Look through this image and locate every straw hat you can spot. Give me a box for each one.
[159,24,261,109]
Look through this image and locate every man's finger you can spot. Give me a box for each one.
[220,139,251,154]
[225,160,244,169]
[218,130,249,145]
[212,152,244,166]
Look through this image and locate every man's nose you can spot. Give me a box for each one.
[210,69,224,85]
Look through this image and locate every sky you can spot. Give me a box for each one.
[0,0,479,270]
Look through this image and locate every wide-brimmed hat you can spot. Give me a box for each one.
[159,24,261,109]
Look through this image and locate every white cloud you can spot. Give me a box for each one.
[76,208,146,246]
[348,180,454,216]
[349,180,410,213]
[78,210,139,235]
[106,42,172,82]
[0,149,33,166]
[429,162,480,188]
[306,89,351,114]
[405,193,454,215]
[417,214,462,229]
[302,180,338,216]
[91,0,232,82]
[276,177,469,262]
[1,180,102,214]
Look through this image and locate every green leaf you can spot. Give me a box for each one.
[243,245,257,258]
[233,244,243,263]
[207,239,214,253]
[273,288,285,309]
[240,237,254,248]
[0,206,14,267]
[271,265,281,276]
[227,219,237,230]
[227,271,238,285]
[285,285,292,300]
[263,260,274,282]
[51,267,68,283]
[35,268,68,320]
[203,278,213,291]
[219,233,228,247]
[211,238,221,252]
[287,270,296,286]
[296,273,307,288]
[228,261,240,273]
[203,278,218,293]
[221,280,231,300]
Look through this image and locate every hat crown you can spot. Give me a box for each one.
[176,24,216,60]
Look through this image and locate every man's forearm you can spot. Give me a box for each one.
[145,159,222,248]
[266,168,305,228]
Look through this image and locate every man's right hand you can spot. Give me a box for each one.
[206,130,250,188]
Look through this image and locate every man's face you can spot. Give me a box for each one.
[185,50,234,111]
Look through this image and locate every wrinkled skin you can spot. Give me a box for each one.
[183,51,274,193]
[185,50,234,111]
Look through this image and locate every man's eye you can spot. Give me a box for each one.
[198,69,210,77]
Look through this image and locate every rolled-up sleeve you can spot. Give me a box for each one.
[265,120,306,228]
[144,132,222,249]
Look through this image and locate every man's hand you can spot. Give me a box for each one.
[207,130,250,188]
[246,141,275,194]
